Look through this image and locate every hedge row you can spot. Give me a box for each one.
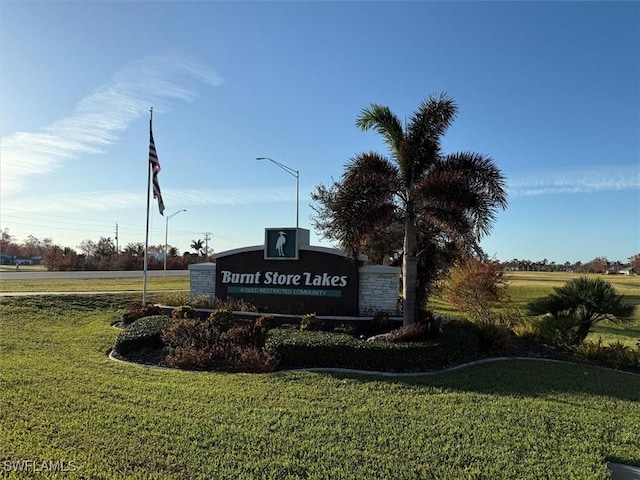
[265,321,480,372]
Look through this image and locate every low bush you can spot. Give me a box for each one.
[300,313,324,331]
[369,322,432,343]
[113,315,170,355]
[208,309,237,332]
[619,347,640,370]
[333,323,356,335]
[473,321,513,353]
[265,319,479,372]
[162,314,276,372]
[122,301,162,326]
[572,339,640,372]
[254,315,275,330]
[155,294,258,311]
[371,311,393,333]
[512,318,541,343]
[537,315,579,346]
[171,304,198,320]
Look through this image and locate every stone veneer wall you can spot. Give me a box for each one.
[358,265,400,315]
[188,262,400,316]
[188,262,216,298]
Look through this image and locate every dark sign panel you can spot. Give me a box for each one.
[215,248,359,315]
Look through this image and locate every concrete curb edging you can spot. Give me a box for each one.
[108,350,640,378]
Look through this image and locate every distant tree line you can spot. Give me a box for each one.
[1,228,637,274]
[499,255,639,274]
[0,229,213,271]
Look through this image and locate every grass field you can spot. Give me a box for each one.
[0,294,639,479]
[1,272,640,479]
[0,276,188,293]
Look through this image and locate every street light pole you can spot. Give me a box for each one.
[164,209,187,270]
[256,157,299,228]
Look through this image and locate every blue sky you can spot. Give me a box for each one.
[1,1,638,264]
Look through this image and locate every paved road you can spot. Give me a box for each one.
[0,270,189,281]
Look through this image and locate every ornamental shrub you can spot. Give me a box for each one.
[300,313,324,331]
[162,313,276,372]
[371,311,393,333]
[208,309,237,332]
[171,304,198,320]
[266,319,479,372]
[255,315,275,330]
[113,315,170,355]
[122,301,162,326]
[472,321,513,353]
[536,315,579,347]
[572,339,640,372]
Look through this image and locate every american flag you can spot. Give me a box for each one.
[149,120,165,215]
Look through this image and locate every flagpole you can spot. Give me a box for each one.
[143,108,153,304]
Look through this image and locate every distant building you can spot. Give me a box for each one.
[0,254,42,266]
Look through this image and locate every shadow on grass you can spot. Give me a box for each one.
[318,358,640,403]
[591,324,640,341]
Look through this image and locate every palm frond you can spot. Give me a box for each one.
[405,93,458,177]
[356,104,405,163]
[343,152,401,193]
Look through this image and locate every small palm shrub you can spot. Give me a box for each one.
[300,313,324,331]
[527,276,636,345]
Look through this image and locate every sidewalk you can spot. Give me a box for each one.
[609,463,640,480]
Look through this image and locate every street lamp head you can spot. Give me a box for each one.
[254,156,300,228]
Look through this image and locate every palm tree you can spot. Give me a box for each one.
[312,93,508,325]
[527,276,636,345]
[190,239,204,256]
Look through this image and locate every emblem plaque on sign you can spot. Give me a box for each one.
[265,228,298,260]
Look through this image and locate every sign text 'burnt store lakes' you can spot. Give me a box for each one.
[214,228,361,314]
[221,270,349,288]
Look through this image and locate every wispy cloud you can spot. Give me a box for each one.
[1,186,299,214]
[0,53,222,196]
[507,165,640,196]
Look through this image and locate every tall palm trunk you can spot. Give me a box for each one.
[403,216,418,326]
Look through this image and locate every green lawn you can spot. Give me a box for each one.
[1,294,639,479]
[0,276,189,293]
